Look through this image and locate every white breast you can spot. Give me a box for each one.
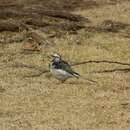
[50,68,73,81]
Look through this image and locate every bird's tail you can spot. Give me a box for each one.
[73,72,97,83]
[72,72,80,78]
[80,76,97,83]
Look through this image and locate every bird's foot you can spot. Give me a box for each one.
[61,80,66,83]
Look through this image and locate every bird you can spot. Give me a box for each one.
[49,53,80,83]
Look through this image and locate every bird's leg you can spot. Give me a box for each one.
[56,79,66,84]
[61,80,66,83]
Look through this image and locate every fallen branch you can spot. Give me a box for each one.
[23,8,87,22]
[0,8,86,33]
[24,18,85,31]
[0,8,87,22]
[0,19,20,31]
[40,10,87,22]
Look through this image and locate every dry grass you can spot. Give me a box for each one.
[0,1,130,130]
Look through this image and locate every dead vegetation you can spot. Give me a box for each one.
[0,0,130,49]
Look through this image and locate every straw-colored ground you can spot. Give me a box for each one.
[0,1,130,130]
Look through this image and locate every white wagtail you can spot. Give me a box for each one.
[49,53,80,83]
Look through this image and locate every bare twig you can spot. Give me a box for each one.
[24,70,49,78]
[92,68,130,73]
[7,63,44,71]
[71,60,130,66]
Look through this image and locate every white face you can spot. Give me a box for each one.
[53,56,60,62]
[52,53,61,62]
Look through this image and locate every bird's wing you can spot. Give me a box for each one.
[60,60,78,75]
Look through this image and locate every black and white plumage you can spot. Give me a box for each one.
[49,53,80,83]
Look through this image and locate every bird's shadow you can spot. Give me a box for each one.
[67,81,94,85]
[53,80,94,86]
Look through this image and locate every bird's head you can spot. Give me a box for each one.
[51,53,61,62]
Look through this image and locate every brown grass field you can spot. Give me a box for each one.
[0,0,130,130]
